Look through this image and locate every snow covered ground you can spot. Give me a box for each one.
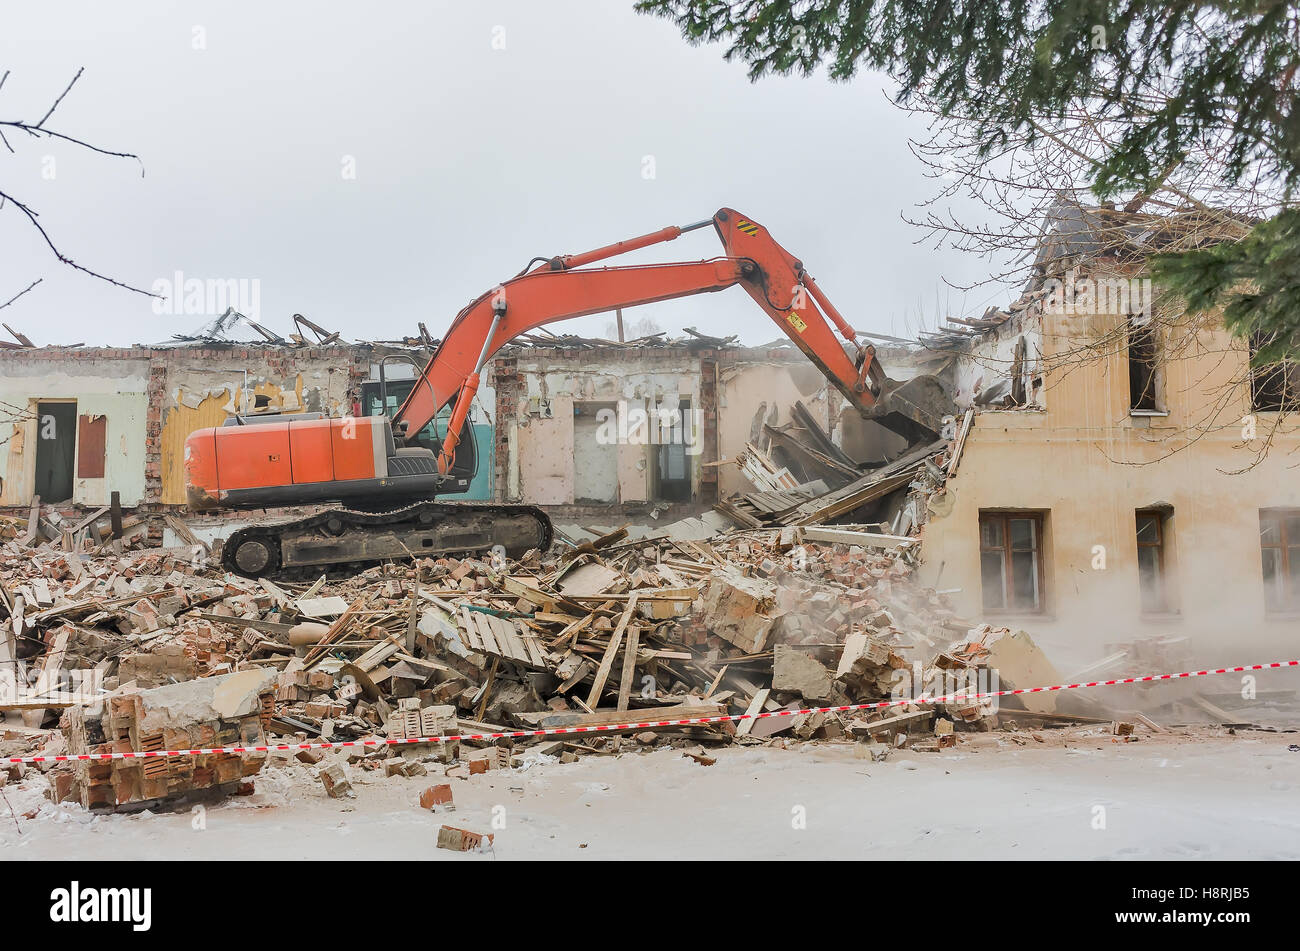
[4,728,1298,860]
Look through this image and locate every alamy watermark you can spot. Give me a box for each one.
[593,400,703,455]
[150,270,261,320]
[1,663,103,706]
[891,662,1002,714]
[1042,276,1152,316]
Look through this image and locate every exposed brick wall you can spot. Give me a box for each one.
[0,342,380,513]
[143,359,167,504]
[492,355,521,502]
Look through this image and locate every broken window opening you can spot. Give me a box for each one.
[34,400,77,504]
[1259,509,1300,614]
[651,399,693,503]
[1136,509,1170,614]
[1127,314,1161,413]
[1249,333,1300,412]
[979,511,1045,614]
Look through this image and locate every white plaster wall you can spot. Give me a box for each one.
[716,360,834,497]
[515,394,573,504]
[508,352,702,504]
[952,313,1044,409]
[0,361,149,507]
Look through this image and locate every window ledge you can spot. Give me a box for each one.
[1129,409,1169,417]
[984,612,1054,621]
[1139,612,1182,622]
[1264,612,1300,622]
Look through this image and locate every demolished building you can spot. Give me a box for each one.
[914,206,1300,670]
[3,204,1298,816]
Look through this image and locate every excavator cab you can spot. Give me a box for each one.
[402,417,478,494]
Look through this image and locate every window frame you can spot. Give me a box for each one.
[1259,508,1300,615]
[1249,334,1300,413]
[978,510,1046,615]
[1127,314,1162,413]
[1135,509,1170,614]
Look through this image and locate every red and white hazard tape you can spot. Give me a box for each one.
[6,660,1296,765]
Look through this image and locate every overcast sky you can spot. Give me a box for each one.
[0,1,1007,348]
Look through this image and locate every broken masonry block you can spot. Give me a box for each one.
[437,824,493,852]
[772,645,834,702]
[319,764,353,798]
[419,783,454,810]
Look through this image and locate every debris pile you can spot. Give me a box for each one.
[0,404,1103,813]
[56,668,275,811]
[710,398,962,538]
[0,503,1090,816]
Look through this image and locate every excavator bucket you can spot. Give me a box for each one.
[860,374,953,445]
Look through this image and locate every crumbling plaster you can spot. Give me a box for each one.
[0,355,150,507]
[920,302,1300,670]
[500,350,702,505]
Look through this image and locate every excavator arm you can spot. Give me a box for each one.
[393,207,944,480]
[188,206,951,578]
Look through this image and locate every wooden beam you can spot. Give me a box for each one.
[736,688,770,737]
[539,702,725,731]
[616,623,641,712]
[585,594,638,709]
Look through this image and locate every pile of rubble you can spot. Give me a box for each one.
[0,506,1096,814]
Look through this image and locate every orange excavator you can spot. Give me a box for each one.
[185,208,951,578]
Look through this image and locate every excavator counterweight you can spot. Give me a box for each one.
[186,207,951,577]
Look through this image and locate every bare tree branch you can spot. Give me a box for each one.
[35,66,82,128]
[0,69,156,297]
[0,278,42,312]
[0,186,154,295]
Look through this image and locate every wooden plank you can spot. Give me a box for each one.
[616,623,641,712]
[489,615,525,662]
[67,505,109,535]
[847,709,934,736]
[585,594,638,709]
[0,590,17,679]
[302,595,369,668]
[1192,695,1249,725]
[163,513,207,553]
[472,611,501,657]
[947,407,975,478]
[475,657,500,721]
[522,629,546,667]
[194,612,296,635]
[539,701,725,730]
[735,688,769,737]
[1133,712,1169,733]
[703,664,729,700]
[800,526,917,549]
[550,612,593,649]
[459,606,483,652]
[20,496,41,547]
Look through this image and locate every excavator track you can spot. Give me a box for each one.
[220,501,552,580]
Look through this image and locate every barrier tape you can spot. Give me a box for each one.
[5,659,1296,766]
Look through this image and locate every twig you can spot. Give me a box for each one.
[0,278,41,312]
[0,187,155,296]
[35,66,83,128]
[0,787,22,835]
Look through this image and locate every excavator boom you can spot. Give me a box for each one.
[392,209,898,469]
[187,207,950,578]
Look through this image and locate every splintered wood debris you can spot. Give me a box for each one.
[0,418,1196,820]
[0,506,1124,817]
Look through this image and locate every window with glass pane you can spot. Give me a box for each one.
[979,512,1044,613]
[1260,510,1300,613]
[1135,510,1168,613]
